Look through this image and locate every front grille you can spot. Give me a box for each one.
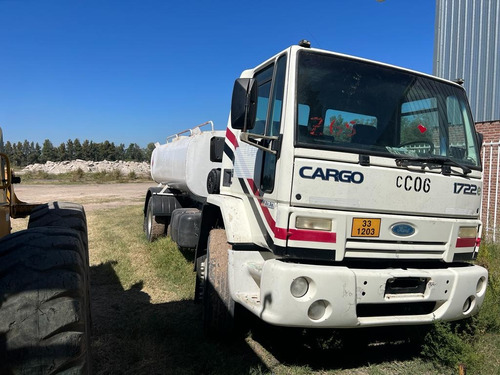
[345,239,447,260]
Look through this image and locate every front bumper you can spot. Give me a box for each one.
[234,259,488,328]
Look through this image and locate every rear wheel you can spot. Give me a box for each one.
[145,199,166,242]
[0,226,91,374]
[203,229,235,338]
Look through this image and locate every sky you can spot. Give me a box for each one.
[0,0,436,148]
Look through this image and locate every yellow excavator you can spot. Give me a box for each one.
[0,127,92,374]
[0,128,38,236]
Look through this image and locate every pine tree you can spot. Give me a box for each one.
[41,139,56,163]
[66,139,74,160]
[74,139,83,159]
[57,143,67,161]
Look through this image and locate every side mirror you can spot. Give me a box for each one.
[231,78,257,130]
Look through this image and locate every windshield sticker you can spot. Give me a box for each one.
[328,118,357,138]
[309,117,324,135]
[418,124,427,133]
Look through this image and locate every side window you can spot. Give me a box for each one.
[261,55,286,193]
[447,96,478,164]
[253,65,274,135]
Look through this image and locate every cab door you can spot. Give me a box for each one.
[250,55,287,242]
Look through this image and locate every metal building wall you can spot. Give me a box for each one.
[433,0,500,122]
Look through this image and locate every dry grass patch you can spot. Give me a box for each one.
[10,217,28,233]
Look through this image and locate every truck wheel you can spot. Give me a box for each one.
[145,199,166,242]
[203,229,235,338]
[0,227,91,374]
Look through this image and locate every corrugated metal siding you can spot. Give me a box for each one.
[434,0,500,122]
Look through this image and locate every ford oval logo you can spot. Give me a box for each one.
[391,223,416,237]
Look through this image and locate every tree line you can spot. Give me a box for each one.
[3,138,156,167]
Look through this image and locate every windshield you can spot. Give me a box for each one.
[296,51,481,168]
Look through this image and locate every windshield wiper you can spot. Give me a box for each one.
[395,156,472,176]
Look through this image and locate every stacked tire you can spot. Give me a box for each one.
[0,202,91,374]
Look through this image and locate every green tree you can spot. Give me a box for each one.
[32,143,41,164]
[88,141,99,161]
[81,140,91,160]
[125,143,144,161]
[57,143,67,161]
[3,141,13,157]
[66,139,74,160]
[41,139,56,163]
[115,143,125,161]
[74,139,83,159]
[12,142,24,166]
[145,142,155,162]
[100,140,116,161]
[25,141,39,164]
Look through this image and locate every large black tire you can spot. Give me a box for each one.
[203,229,235,338]
[144,199,166,242]
[0,226,91,374]
[27,201,93,340]
[28,201,89,259]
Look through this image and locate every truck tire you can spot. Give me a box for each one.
[0,226,91,374]
[145,199,166,242]
[28,201,89,257]
[27,201,93,337]
[203,229,235,338]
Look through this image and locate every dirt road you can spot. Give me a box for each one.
[14,182,154,212]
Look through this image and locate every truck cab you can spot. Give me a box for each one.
[211,42,487,328]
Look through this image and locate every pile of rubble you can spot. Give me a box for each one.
[21,160,151,177]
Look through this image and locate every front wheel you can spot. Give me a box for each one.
[203,229,235,338]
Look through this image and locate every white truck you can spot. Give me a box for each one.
[144,41,488,337]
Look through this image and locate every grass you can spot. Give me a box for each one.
[87,205,266,374]
[83,202,500,374]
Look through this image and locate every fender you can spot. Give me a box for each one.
[206,194,253,244]
[144,187,184,217]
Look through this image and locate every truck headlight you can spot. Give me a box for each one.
[458,226,477,239]
[296,216,332,231]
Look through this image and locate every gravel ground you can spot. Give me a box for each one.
[13,182,154,212]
